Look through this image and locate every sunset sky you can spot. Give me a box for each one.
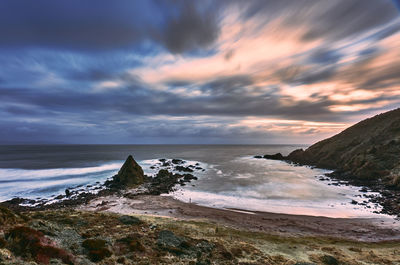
[1,0,399,144]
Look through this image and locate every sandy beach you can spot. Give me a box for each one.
[80,194,400,243]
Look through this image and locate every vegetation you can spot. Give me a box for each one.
[0,207,399,264]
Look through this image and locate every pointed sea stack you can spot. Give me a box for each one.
[108,155,145,189]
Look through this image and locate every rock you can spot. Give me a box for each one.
[263,153,284,160]
[321,255,339,265]
[183,174,198,181]
[148,170,182,195]
[154,169,172,180]
[175,166,194,172]
[65,189,71,197]
[118,215,142,225]
[107,155,145,189]
[286,108,400,184]
[195,241,215,253]
[157,230,191,255]
[253,155,262,159]
[286,149,307,163]
[172,159,184,164]
[281,108,400,217]
[162,161,171,167]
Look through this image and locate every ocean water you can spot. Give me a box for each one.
[0,145,385,218]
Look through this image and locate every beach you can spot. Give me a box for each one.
[80,194,400,243]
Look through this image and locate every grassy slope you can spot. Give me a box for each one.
[0,208,399,265]
[290,108,400,185]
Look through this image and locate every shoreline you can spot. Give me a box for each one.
[79,194,400,243]
[254,155,400,218]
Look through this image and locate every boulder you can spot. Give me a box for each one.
[157,230,191,255]
[175,166,194,172]
[172,159,184,164]
[263,153,284,160]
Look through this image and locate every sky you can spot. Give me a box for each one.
[0,0,399,144]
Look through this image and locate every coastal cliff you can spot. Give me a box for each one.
[256,108,400,216]
[286,108,400,189]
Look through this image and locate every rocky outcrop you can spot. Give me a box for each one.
[285,108,400,188]
[257,108,400,216]
[263,153,284,160]
[147,169,197,195]
[106,155,145,189]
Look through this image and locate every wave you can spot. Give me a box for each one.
[0,162,122,181]
[169,189,384,218]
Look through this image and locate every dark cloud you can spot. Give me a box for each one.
[371,22,400,40]
[301,0,398,41]
[272,64,337,85]
[0,76,337,122]
[234,0,398,42]
[294,67,337,84]
[164,80,193,88]
[0,1,148,50]
[67,69,115,82]
[362,62,400,90]
[0,0,221,54]
[161,1,220,54]
[200,75,253,95]
[0,117,286,145]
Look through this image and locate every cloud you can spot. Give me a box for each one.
[0,0,399,144]
[300,0,398,41]
[0,0,222,54]
[161,1,221,54]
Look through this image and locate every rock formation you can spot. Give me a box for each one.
[263,153,284,160]
[107,155,145,189]
[277,108,400,189]
[259,108,400,216]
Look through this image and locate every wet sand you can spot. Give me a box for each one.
[80,194,400,242]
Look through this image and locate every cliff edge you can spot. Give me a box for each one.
[286,108,400,189]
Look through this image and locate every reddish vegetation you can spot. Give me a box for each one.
[82,238,112,262]
[116,235,146,254]
[5,226,74,264]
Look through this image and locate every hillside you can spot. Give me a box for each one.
[286,108,400,188]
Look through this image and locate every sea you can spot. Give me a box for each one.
[0,144,388,218]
